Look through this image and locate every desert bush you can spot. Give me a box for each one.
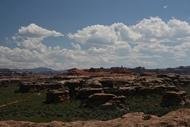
[143,114,151,120]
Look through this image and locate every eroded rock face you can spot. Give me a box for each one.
[64,79,83,90]
[118,86,137,96]
[17,74,190,110]
[99,78,114,88]
[0,79,21,87]
[19,82,38,93]
[117,85,179,96]
[19,81,64,93]
[77,88,103,99]
[157,74,180,81]
[64,79,84,98]
[89,81,102,88]
[83,93,116,107]
[83,78,102,88]
[82,93,127,110]
[101,96,127,110]
[46,89,70,103]
[161,91,189,106]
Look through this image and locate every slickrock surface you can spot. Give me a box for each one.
[1,108,190,127]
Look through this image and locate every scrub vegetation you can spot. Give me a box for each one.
[0,86,190,122]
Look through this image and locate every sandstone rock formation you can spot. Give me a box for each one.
[46,89,69,103]
[17,73,190,110]
[101,95,127,110]
[82,93,127,110]
[19,82,38,93]
[161,91,189,106]
[19,81,63,93]
[0,79,21,87]
[82,93,116,107]
[117,85,179,96]
[77,88,103,99]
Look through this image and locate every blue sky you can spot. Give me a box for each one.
[1,0,190,70]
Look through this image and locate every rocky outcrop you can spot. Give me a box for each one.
[17,74,190,110]
[0,79,21,87]
[19,82,38,93]
[64,79,83,98]
[82,93,127,110]
[157,74,180,80]
[161,91,189,106]
[118,85,179,96]
[64,79,83,90]
[101,95,127,110]
[46,89,69,103]
[1,108,190,127]
[100,77,131,88]
[82,93,116,107]
[83,78,102,88]
[61,68,89,76]
[99,78,115,88]
[77,88,103,99]
[18,81,63,93]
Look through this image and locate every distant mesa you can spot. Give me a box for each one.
[1,66,190,79]
[66,68,89,76]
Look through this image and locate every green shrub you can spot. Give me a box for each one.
[143,114,151,120]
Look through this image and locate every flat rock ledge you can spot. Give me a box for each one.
[1,108,190,127]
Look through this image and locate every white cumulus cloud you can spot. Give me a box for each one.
[13,23,63,39]
[68,24,118,45]
[2,17,190,70]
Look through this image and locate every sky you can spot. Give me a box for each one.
[1,0,190,70]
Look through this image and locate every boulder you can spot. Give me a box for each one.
[99,78,114,88]
[118,87,136,96]
[77,88,103,99]
[152,85,167,95]
[118,84,180,96]
[83,93,116,108]
[100,102,115,110]
[83,93,127,110]
[112,78,131,87]
[136,87,155,95]
[160,91,189,106]
[19,81,63,93]
[89,81,102,88]
[84,79,102,88]
[64,79,84,98]
[99,77,133,88]
[0,79,21,87]
[140,72,157,76]
[180,79,190,87]
[137,85,179,96]
[64,79,83,90]
[19,82,38,93]
[110,96,126,104]
[157,74,180,80]
[165,85,179,92]
[151,85,178,95]
[46,89,69,103]
[162,77,172,83]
